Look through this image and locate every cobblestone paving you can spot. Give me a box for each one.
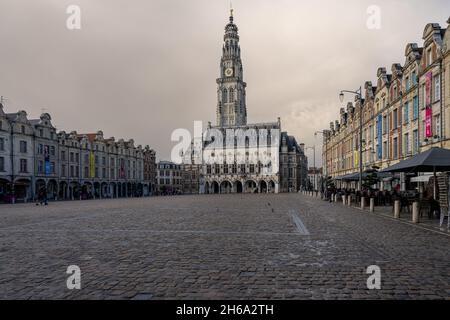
[0,194,449,299]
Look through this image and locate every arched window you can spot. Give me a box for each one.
[222,88,228,103]
[229,88,234,103]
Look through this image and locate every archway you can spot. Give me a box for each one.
[212,181,219,194]
[93,182,101,198]
[100,182,108,198]
[15,178,32,202]
[35,179,46,200]
[59,181,68,200]
[260,180,268,193]
[47,179,58,200]
[143,184,149,196]
[268,180,276,193]
[205,182,210,194]
[110,182,117,198]
[235,181,243,193]
[69,182,80,200]
[220,181,232,194]
[82,182,93,200]
[245,180,258,193]
[0,178,11,203]
[127,182,132,197]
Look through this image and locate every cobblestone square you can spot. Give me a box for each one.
[1,193,449,299]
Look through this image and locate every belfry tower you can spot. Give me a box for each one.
[216,8,247,127]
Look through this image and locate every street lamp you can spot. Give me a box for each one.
[339,87,363,191]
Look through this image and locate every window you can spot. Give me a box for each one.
[76,166,79,178]
[382,116,388,134]
[39,129,43,137]
[393,109,398,129]
[20,159,27,173]
[0,137,4,151]
[403,102,409,124]
[21,125,25,134]
[222,89,228,103]
[19,140,27,153]
[393,137,398,159]
[413,96,419,120]
[61,150,66,161]
[50,146,55,156]
[412,71,417,86]
[70,165,74,177]
[50,162,55,174]
[0,157,4,171]
[434,76,440,102]
[38,160,44,173]
[435,114,441,138]
[405,77,410,90]
[84,167,89,178]
[413,130,419,154]
[403,133,409,156]
[427,48,432,66]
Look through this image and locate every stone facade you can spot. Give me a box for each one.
[156,161,183,195]
[0,104,156,203]
[323,18,450,188]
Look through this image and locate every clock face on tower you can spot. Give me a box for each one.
[225,67,233,77]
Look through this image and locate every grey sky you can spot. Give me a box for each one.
[0,0,449,164]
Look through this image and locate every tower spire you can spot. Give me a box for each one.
[229,2,233,23]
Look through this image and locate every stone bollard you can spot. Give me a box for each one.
[342,195,346,205]
[335,194,338,202]
[361,197,366,210]
[394,200,400,218]
[412,202,419,223]
[370,198,374,212]
[347,195,352,206]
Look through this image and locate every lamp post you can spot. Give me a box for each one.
[339,87,363,191]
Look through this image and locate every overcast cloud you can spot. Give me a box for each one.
[0,0,449,164]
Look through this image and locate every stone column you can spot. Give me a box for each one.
[412,201,419,223]
[394,200,400,218]
[361,197,366,210]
